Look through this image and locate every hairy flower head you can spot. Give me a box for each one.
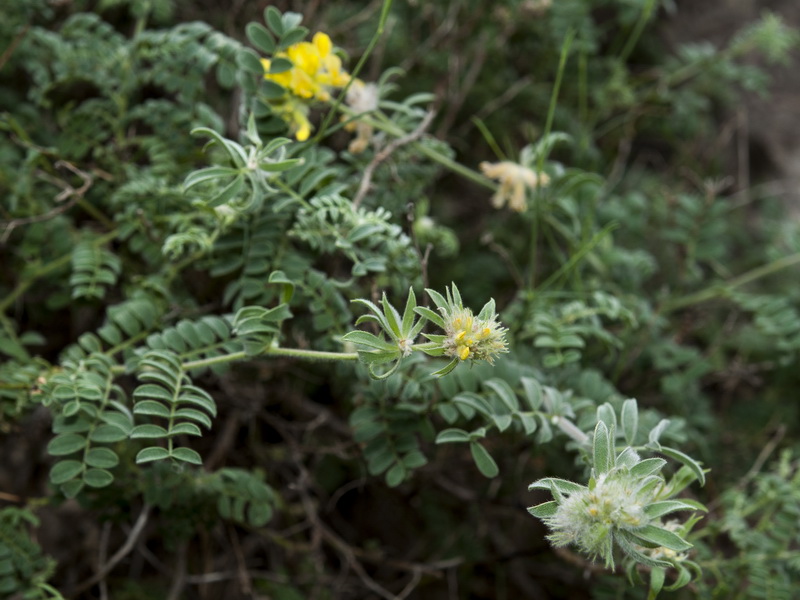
[443,308,507,363]
[434,288,508,364]
[480,160,550,212]
[539,469,657,567]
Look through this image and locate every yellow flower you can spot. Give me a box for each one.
[263,32,350,103]
[480,161,550,212]
[260,31,352,141]
[268,100,312,141]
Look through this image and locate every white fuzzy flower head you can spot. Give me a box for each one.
[543,471,655,566]
[397,336,414,357]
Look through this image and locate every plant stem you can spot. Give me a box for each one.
[618,0,656,62]
[661,251,800,313]
[180,347,359,371]
[554,416,590,446]
[181,347,358,370]
[0,229,118,314]
[77,198,115,229]
[538,223,618,292]
[263,346,359,362]
[365,110,496,190]
[111,345,359,375]
[528,29,574,291]
[315,0,394,141]
[538,29,574,175]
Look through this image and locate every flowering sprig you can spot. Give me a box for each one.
[239,8,354,142]
[261,32,350,103]
[528,403,707,598]
[344,285,508,379]
[257,31,351,142]
[414,284,508,376]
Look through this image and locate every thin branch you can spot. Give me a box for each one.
[395,567,422,600]
[166,542,188,600]
[71,504,152,597]
[353,110,436,207]
[97,523,112,600]
[436,31,490,139]
[1,160,95,244]
[708,425,787,512]
[468,76,533,130]
[0,24,29,71]
[265,413,398,600]
[227,525,253,597]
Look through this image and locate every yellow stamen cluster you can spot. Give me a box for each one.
[444,308,507,363]
[260,32,351,141]
[479,161,550,212]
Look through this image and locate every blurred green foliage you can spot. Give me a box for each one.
[1,0,799,597]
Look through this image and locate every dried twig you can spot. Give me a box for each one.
[166,542,188,600]
[353,110,436,207]
[71,504,152,597]
[1,161,94,244]
[227,525,254,597]
[97,523,112,600]
[436,31,491,139]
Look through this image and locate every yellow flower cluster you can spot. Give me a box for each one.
[260,32,351,141]
[479,161,550,212]
[262,32,350,101]
[444,308,507,363]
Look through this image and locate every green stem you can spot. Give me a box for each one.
[0,229,118,314]
[537,223,618,292]
[111,346,359,375]
[272,178,313,210]
[180,346,358,371]
[365,110,495,189]
[77,198,115,230]
[315,0,394,141]
[618,0,657,62]
[263,346,359,362]
[417,142,493,189]
[578,50,588,125]
[471,117,506,161]
[661,252,800,313]
[527,29,574,291]
[538,28,574,174]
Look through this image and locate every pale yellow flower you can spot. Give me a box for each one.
[522,0,552,16]
[443,307,507,363]
[344,79,379,153]
[480,161,550,212]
